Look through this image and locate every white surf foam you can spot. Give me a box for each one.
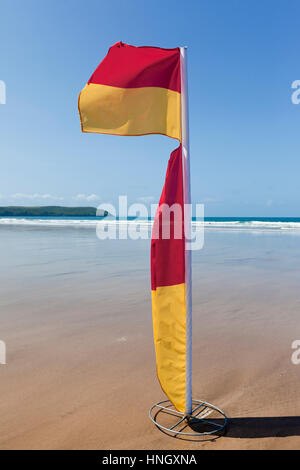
[1,218,300,231]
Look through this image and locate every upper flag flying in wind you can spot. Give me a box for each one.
[78,42,192,415]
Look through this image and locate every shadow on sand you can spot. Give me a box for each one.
[157,416,300,442]
[223,416,300,439]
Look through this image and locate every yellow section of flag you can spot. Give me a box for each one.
[79,83,181,140]
[151,283,186,413]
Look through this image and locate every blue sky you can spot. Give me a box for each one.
[0,0,299,216]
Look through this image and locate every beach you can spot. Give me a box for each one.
[0,221,300,449]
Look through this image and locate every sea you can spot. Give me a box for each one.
[1,216,300,231]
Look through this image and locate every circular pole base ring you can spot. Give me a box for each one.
[149,399,227,437]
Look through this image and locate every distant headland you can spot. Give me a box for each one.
[0,206,108,217]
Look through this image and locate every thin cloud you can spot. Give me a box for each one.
[73,194,86,200]
[202,197,220,204]
[138,196,155,203]
[73,193,100,202]
[7,193,64,201]
[86,194,100,202]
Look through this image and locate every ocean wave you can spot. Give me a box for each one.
[0,217,100,226]
[201,220,300,230]
[1,217,300,231]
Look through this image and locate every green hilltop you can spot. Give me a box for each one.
[0,206,108,217]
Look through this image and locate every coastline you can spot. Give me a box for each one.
[2,216,300,232]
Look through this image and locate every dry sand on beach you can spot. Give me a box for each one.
[0,226,300,450]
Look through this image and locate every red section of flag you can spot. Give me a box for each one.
[151,145,185,290]
[88,42,181,93]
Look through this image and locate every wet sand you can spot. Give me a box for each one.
[0,226,300,449]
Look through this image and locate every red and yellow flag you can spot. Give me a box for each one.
[151,144,187,412]
[78,42,189,413]
[79,42,181,139]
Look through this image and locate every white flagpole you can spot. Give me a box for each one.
[180,46,192,416]
[150,46,227,436]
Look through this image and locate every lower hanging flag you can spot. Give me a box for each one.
[151,144,188,413]
[78,42,192,415]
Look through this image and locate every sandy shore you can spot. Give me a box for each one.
[0,226,300,449]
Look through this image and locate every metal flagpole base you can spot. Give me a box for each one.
[149,399,227,437]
